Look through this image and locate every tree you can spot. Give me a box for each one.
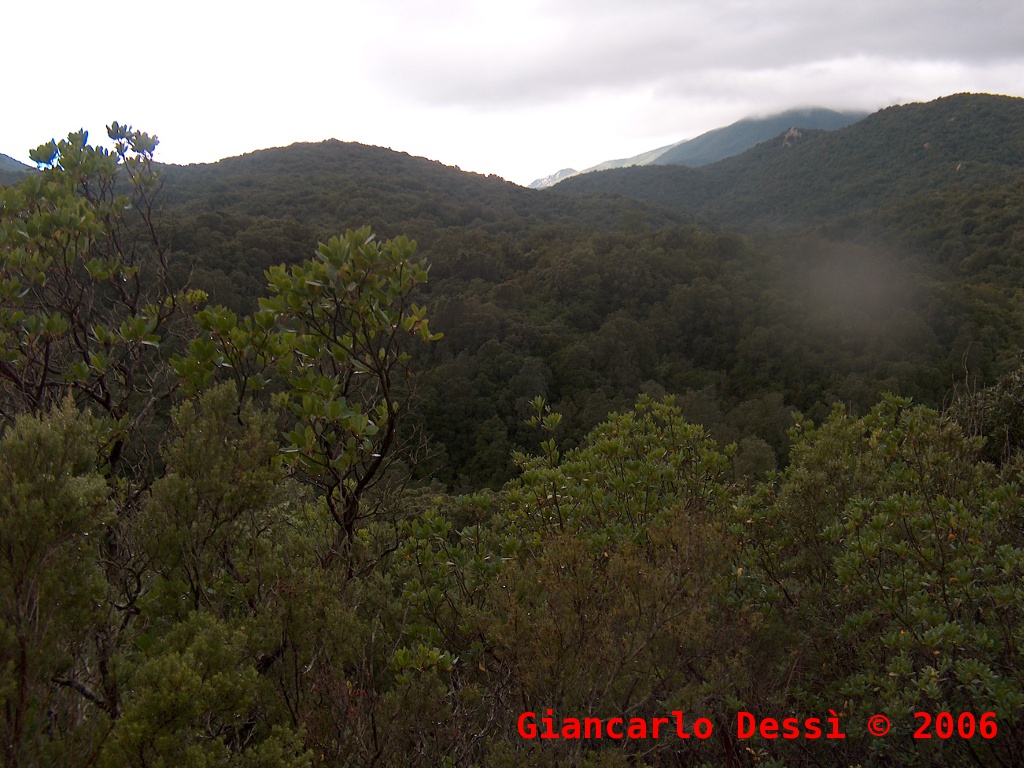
[98,613,311,768]
[0,124,198,482]
[0,402,111,767]
[734,396,1024,766]
[394,396,744,766]
[949,361,1024,464]
[0,127,202,766]
[177,227,441,568]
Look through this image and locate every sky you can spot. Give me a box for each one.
[4,0,1024,186]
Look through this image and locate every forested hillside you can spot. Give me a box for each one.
[2,96,1024,767]
[652,107,866,167]
[556,93,1024,231]
[531,107,867,187]
[152,94,1024,488]
[0,153,31,186]
[157,140,687,236]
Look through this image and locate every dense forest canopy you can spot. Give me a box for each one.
[2,94,1024,767]
[145,94,1024,489]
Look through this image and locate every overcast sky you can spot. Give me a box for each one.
[4,0,1023,186]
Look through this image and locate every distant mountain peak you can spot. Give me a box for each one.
[531,107,867,188]
[551,93,1024,231]
[652,107,865,168]
[528,167,578,189]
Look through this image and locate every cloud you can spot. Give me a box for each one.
[3,0,1023,185]
[368,0,1024,111]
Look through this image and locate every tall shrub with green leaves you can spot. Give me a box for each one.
[176,227,441,568]
[735,396,1024,766]
[394,396,745,766]
[0,125,197,481]
[0,403,111,767]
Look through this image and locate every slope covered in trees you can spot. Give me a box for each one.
[140,95,1024,488]
[532,107,866,186]
[2,102,1024,767]
[652,106,867,167]
[555,93,1024,231]
[0,153,31,186]
[157,140,689,237]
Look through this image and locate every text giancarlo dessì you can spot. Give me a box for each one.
[517,709,998,741]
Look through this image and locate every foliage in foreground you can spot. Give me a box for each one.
[4,388,1024,767]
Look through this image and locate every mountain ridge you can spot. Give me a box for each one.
[553,93,1024,231]
[529,107,867,188]
[156,138,693,238]
[0,152,32,185]
[0,153,31,173]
